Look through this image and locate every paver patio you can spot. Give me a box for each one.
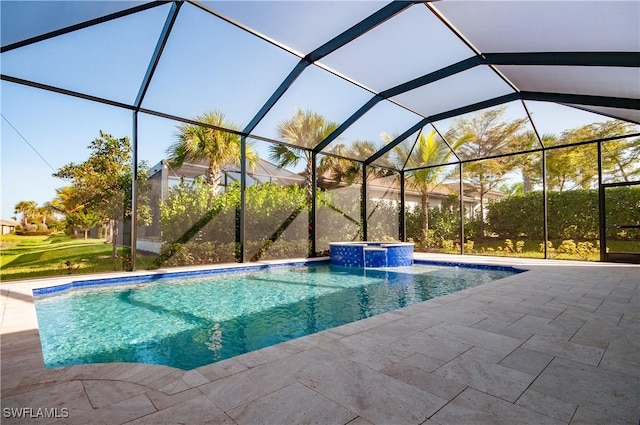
[1,254,638,424]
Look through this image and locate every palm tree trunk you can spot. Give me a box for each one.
[305,160,314,199]
[111,219,118,259]
[207,163,222,195]
[421,193,429,242]
[522,171,533,192]
[479,193,485,236]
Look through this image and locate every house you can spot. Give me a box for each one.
[358,175,504,219]
[0,219,21,235]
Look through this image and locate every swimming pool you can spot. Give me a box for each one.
[33,261,521,370]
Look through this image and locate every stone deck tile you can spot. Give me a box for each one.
[521,334,605,366]
[53,393,157,425]
[228,382,357,425]
[1,256,638,424]
[82,380,149,409]
[233,344,290,369]
[421,322,524,354]
[497,347,554,376]
[356,313,439,345]
[392,331,473,362]
[346,417,375,425]
[400,352,446,373]
[530,357,639,424]
[322,332,414,371]
[569,405,634,425]
[300,360,448,425]
[199,347,344,411]
[601,334,640,366]
[380,360,467,400]
[471,310,526,334]
[124,394,233,425]
[515,390,577,424]
[144,387,202,411]
[414,304,488,326]
[463,346,508,363]
[431,388,566,425]
[1,381,94,416]
[433,352,536,402]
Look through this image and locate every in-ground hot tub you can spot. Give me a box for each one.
[329,242,414,268]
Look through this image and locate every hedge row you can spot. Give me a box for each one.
[158,182,364,266]
[487,187,640,239]
[158,182,638,267]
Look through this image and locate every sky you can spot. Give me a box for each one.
[1,1,635,221]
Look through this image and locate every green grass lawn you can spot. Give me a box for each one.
[0,234,157,281]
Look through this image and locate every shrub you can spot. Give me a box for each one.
[159,241,238,267]
[441,239,454,252]
[504,239,514,253]
[160,243,195,266]
[539,241,557,257]
[486,187,640,240]
[557,239,578,255]
[15,230,52,236]
[463,240,474,253]
[576,241,599,260]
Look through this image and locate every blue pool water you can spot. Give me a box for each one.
[34,262,519,370]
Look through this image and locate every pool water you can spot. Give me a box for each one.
[34,263,516,370]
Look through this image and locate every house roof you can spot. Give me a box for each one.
[0,219,21,227]
[152,157,305,187]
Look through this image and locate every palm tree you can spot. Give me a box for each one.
[51,187,102,239]
[390,130,460,240]
[35,205,54,228]
[14,200,37,227]
[167,110,257,195]
[320,140,394,188]
[269,109,339,196]
[48,186,82,216]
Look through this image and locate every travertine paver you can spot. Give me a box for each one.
[515,390,577,423]
[497,347,553,376]
[422,322,524,354]
[431,388,566,425]
[530,357,640,424]
[379,361,467,400]
[300,360,448,425]
[125,395,233,425]
[227,383,357,425]
[521,334,605,366]
[393,331,473,362]
[433,352,536,402]
[1,255,638,425]
[323,332,414,371]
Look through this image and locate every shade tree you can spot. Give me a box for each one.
[54,131,151,258]
[445,107,528,235]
